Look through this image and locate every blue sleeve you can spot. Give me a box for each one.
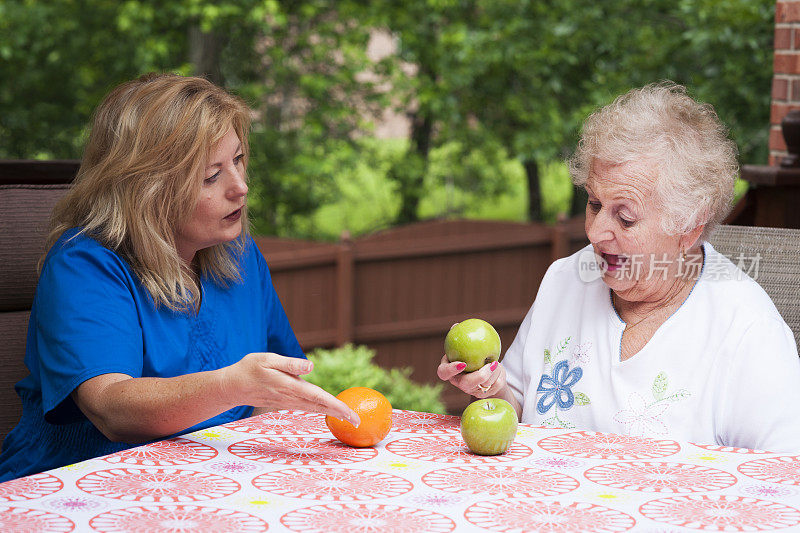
[249,237,305,359]
[33,238,143,422]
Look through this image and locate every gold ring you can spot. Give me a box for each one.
[477,384,490,393]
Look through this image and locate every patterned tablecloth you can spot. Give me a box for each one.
[0,409,799,532]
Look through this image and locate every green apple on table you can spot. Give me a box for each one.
[445,318,501,372]
[460,398,518,455]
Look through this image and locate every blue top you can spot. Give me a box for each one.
[0,229,304,481]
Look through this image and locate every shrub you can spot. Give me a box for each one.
[305,344,446,414]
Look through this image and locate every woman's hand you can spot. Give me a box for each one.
[221,352,359,427]
[437,355,522,418]
[72,352,359,444]
[437,354,504,398]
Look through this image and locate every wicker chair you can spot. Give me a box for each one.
[0,161,76,445]
[709,224,800,349]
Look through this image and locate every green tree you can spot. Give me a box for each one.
[229,1,388,235]
[366,1,510,225]
[445,0,774,219]
[0,0,187,158]
[0,0,386,236]
[1,0,775,229]
[370,1,455,225]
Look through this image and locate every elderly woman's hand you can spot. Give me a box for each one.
[222,352,360,427]
[436,354,504,398]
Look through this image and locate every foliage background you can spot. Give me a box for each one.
[305,344,446,414]
[0,0,775,240]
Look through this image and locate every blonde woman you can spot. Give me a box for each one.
[439,82,800,453]
[0,73,358,481]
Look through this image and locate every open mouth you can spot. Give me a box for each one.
[224,207,242,221]
[601,252,627,271]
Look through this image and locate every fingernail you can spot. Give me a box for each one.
[303,362,312,373]
[456,362,467,370]
[349,413,361,428]
[490,362,498,372]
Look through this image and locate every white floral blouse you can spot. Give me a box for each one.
[503,243,800,453]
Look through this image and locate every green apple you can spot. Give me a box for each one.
[445,318,501,372]
[460,398,518,455]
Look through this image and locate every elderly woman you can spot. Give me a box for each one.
[0,73,359,481]
[439,82,800,452]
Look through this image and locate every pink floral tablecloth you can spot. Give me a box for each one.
[1,409,799,532]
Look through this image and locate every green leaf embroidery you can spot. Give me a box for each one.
[556,336,571,356]
[666,389,691,403]
[652,371,668,400]
[574,392,591,405]
[542,415,574,429]
[543,348,551,365]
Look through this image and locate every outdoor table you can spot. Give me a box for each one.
[0,409,799,532]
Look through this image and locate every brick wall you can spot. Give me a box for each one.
[771,1,800,165]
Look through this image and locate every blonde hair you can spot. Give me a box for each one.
[45,72,251,311]
[568,81,739,241]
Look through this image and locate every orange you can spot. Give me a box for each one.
[326,387,393,447]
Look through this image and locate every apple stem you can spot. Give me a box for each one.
[482,401,494,411]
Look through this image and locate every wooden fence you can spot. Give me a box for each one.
[255,217,588,413]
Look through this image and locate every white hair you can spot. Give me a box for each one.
[568,81,739,241]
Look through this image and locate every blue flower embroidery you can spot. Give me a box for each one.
[536,360,583,414]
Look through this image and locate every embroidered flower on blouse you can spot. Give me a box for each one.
[536,360,583,414]
[613,392,670,436]
[569,341,592,365]
[613,372,691,437]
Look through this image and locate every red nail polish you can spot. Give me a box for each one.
[490,362,499,372]
[456,362,467,370]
